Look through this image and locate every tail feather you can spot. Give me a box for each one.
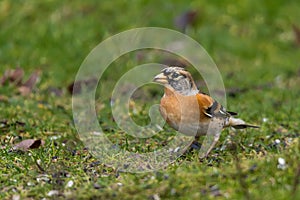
[227,117,259,129]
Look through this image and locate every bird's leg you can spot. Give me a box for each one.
[198,132,220,159]
[198,120,223,159]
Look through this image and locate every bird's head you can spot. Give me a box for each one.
[153,66,198,95]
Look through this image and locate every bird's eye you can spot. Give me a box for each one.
[172,73,180,78]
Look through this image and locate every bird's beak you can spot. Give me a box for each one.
[153,73,168,84]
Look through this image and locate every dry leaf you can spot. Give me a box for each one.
[293,24,300,47]
[68,78,97,95]
[0,67,24,85]
[10,68,24,85]
[18,86,31,96]
[174,10,198,32]
[0,95,8,102]
[0,68,40,96]
[22,70,40,89]
[13,139,45,151]
[18,70,40,96]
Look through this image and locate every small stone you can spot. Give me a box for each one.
[262,118,268,122]
[152,194,160,200]
[92,131,102,136]
[12,194,20,200]
[66,180,74,188]
[50,136,60,140]
[210,184,222,197]
[278,157,285,165]
[277,157,287,170]
[47,190,59,196]
[174,147,180,153]
[36,175,50,183]
[27,182,34,186]
[117,182,123,187]
[93,183,101,189]
[170,188,176,195]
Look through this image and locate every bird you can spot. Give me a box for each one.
[153,66,259,158]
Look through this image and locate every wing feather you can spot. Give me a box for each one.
[197,92,233,118]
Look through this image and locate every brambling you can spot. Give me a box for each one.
[153,67,259,158]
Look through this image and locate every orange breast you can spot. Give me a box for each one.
[160,88,211,136]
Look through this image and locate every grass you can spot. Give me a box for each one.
[1,0,300,199]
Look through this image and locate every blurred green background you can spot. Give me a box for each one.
[1,0,300,85]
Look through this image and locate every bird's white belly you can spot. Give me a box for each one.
[168,120,210,137]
